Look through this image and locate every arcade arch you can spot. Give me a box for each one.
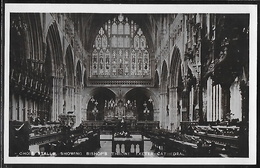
[63,45,75,113]
[86,88,116,120]
[46,21,63,121]
[154,70,160,88]
[167,46,183,131]
[160,60,168,128]
[125,88,156,121]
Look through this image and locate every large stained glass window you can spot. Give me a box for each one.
[91,14,151,78]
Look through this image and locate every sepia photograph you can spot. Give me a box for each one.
[3,3,257,165]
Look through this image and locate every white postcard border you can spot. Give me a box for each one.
[4,3,257,165]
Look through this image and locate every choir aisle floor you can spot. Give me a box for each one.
[96,134,158,157]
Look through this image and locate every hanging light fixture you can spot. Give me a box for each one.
[92,106,99,121]
[148,96,153,103]
[143,101,147,107]
[143,101,150,121]
[90,96,95,103]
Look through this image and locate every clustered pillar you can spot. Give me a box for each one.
[169,87,178,132]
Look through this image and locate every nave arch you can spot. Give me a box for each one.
[86,87,116,121]
[154,70,160,88]
[124,87,159,121]
[63,45,75,114]
[45,21,63,121]
[159,46,184,130]
[168,46,183,131]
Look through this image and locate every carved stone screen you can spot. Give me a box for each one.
[91,14,151,79]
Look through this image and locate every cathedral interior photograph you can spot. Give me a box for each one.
[5,6,255,162]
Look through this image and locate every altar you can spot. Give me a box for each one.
[104,99,137,121]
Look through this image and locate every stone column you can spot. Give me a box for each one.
[51,77,57,121]
[153,108,160,122]
[78,91,82,126]
[51,77,63,122]
[181,90,189,121]
[202,87,208,122]
[84,94,92,121]
[80,94,88,122]
[64,86,74,113]
[9,93,13,120]
[12,94,16,120]
[189,87,194,121]
[239,80,249,156]
[15,95,19,121]
[74,86,82,127]
[206,78,213,121]
[18,95,23,121]
[27,99,32,123]
[63,86,67,113]
[160,92,167,129]
[24,97,28,122]
[221,84,231,122]
[21,97,26,122]
[169,87,178,132]
[69,86,75,112]
[58,77,63,117]
[239,81,249,123]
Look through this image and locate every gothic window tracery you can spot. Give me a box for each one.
[112,19,117,34]
[140,35,146,50]
[95,34,101,49]
[105,49,110,75]
[125,20,130,35]
[131,49,136,76]
[91,14,151,78]
[102,34,108,49]
[112,35,117,48]
[134,35,140,49]
[118,36,124,48]
[99,50,104,75]
[124,36,130,47]
[92,49,98,75]
[137,50,143,75]
[118,22,124,34]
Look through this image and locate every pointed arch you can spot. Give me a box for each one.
[170,46,182,88]
[90,14,151,79]
[83,70,87,87]
[87,87,116,120]
[154,70,159,88]
[125,88,157,121]
[46,21,63,77]
[65,45,74,86]
[161,60,168,81]
[76,61,82,86]
[27,13,44,61]
[161,60,168,92]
